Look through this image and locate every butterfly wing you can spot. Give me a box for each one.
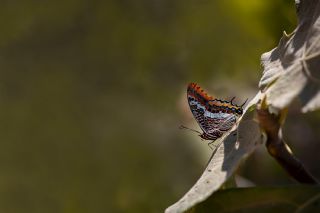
[205,112,237,135]
[187,83,214,134]
[187,93,207,133]
[187,83,241,140]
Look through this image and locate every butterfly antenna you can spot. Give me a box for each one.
[240,98,248,107]
[179,125,202,134]
[230,96,236,105]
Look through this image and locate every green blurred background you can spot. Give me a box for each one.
[2,0,320,212]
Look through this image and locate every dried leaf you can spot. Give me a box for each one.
[259,0,320,113]
[194,186,320,212]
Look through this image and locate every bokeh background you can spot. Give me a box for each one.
[2,0,320,212]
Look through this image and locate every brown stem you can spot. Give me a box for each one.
[257,107,318,184]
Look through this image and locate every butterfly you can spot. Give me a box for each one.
[181,83,247,148]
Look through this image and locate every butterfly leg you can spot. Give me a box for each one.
[208,140,223,152]
[207,141,214,150]
[208,140,219,150]
[179,125,202,134]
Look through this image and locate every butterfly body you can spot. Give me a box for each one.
[187,83,245,142]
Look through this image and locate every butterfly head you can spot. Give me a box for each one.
[236,107,243,115]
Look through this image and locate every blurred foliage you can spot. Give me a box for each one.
[1,0,316,213]
[193,186,320,212]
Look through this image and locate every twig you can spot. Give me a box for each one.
[256,107,318,184]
